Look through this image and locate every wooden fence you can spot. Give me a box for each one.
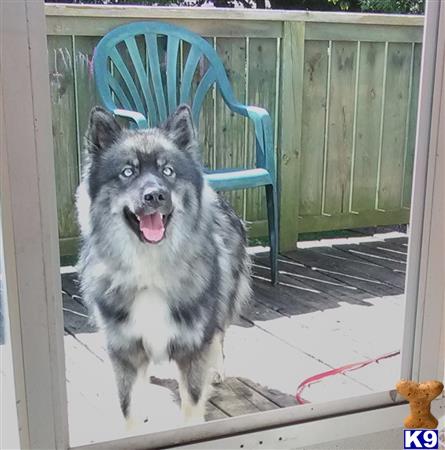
[45,5,423,255]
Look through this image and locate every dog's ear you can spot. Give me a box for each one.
[163,104,197,152]
[86,106,121,153]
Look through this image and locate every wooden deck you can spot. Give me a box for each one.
[60,233,407,445]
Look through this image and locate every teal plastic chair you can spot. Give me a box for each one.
[93,22,278,284]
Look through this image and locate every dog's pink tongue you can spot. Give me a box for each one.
[139,213,165,242]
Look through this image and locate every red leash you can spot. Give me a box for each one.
[295,350,400,404]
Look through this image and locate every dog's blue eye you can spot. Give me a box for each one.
[162,166,174,177]
[121,167,134,178]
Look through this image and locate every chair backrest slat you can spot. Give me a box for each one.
[192,68,216,125]
[124,36,157,127]
[109,47,145,114]
[166,36,180,116]
[145,33,168,123]
[94,22,238,128]
[107,74,133,110]
[179,45,202,105]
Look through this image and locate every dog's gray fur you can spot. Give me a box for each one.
[76,105,251,423]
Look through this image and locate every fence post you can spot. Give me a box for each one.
[279,21,305,252]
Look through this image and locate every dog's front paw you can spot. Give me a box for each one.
[125,414,149,432]
[181,400,206,426]
[183,415,205,426]
[210,366,225,385]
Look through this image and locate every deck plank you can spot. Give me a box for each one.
[150,376,229,421]
[254,256,376,306]
[382,237,409,247]
[241,290,286,322]
[223,319,373,399]
[361,242,408,261]
[63,292,95,335]
[332,244,406,272]
[315,246,406,288]
[285,247,404,294]
[253,294,403,393]
[210,377,279,416]
[238,378,298,408]
[62,272,82,297]
[378,237,409,253]
[252,270,357,316]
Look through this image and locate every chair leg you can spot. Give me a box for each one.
[265,184,279,285]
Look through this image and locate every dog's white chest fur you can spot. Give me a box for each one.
[128,289,175,363]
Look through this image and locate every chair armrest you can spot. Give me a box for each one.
[113,109,148,128]
[226,102,275,178]
[231,104,270,121]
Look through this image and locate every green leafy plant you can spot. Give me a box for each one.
[45,0,424,14]
[359,0,424,14]
[328,0,355,11]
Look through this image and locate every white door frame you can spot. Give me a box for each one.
[1,0,443,449]
[401,0,445,383]
[1,0,68,448]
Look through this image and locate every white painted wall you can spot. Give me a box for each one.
[304,428,403,450]
[305,399,444,450]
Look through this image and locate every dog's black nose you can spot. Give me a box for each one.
[143,188,169,206]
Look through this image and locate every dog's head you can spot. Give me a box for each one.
[85,105,203,245]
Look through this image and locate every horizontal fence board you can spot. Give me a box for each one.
[299,209,410,233]
[306,22,423,43]
[45,5,424,26]
[47,17,282,38]
[59,238,80,265]
[247,219,268,240]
